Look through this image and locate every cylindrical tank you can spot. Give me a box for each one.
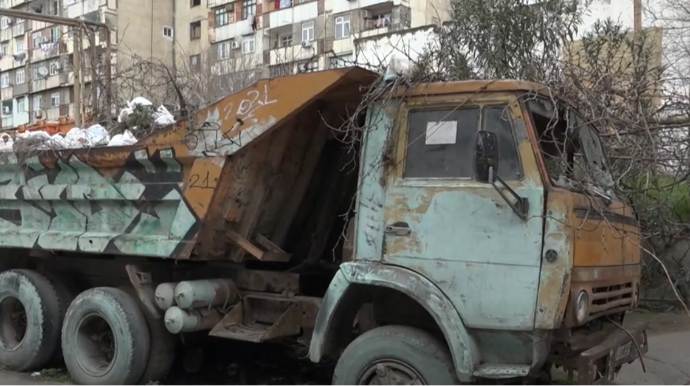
[164,306,223,334]
[173,279,238,310]
[155,282,178,311]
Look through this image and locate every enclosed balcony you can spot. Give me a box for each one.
[266,0,317,30]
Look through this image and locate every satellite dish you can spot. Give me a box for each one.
[37,67,48,76]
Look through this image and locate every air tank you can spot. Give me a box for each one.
[154,282,178,310]
[164,306,223,334]
[173,279,238,310]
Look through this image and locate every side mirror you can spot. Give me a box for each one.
[474,130,499,183]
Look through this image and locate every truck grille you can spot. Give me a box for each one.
[589,282,634,317]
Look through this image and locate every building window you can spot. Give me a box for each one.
[17,97,27,113]
[189,54,200,69]
[163,26,173,39]
[190,0,201,6]
[50,92,60,107]
[298,59,318,73]
[215,7,230,26]
[301,21,314,42]
[0,73,8,88]
[218,40,231,59]
[49,61,59,75]
[242,0,256,20]
[32,32,42,48]
[190,21,201,40]
[32,67,39,80]
[279,34,292,47]
[14,39,24,55]
[50,26,60,43]
[242,36,255,53]
[0,17,7,30]
[0,43,8,56]
[330,53,353,68]
[335,14,350,39]
[15,69,24,84]
[51,0,59,15]
[33,95,41,111]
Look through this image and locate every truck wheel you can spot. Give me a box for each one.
[333,325,458,385]
[41,271,78,366]
[62,287,151,385]
[0,269,63,371]
[118,286,176,384]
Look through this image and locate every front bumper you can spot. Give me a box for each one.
[574,322,648,384]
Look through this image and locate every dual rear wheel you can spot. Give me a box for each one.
[0,269,175,384]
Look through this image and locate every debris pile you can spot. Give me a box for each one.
[0,96,175,153]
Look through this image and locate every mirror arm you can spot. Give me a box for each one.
[489,167,529,220]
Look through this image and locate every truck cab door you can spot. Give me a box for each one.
[379,99,546,330]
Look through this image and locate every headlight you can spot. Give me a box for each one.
[575,291,589,323]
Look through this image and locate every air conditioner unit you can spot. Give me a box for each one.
[301,40,313,48]
[362,9,372,18]
[34,110,42,119]
[231,41,240,49]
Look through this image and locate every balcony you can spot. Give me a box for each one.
[210,17,258,43]
[1,28,12,42]
[31,42,60,62]
[66,0,104,19]
[267,0,317,30]
[207,0,234,7]
[1,87,12,101]
[31,74,61,92]
[269,39,318,65]
[12,22,25,37]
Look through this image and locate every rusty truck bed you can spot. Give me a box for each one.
[0,68,376,260]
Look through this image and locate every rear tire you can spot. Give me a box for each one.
[333,325,458,385]
[0,269,63,371]
[62,287,151,385]
[118,286,176,384]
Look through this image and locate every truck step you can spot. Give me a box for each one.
[208,293,305,342]
[473,364,531,379]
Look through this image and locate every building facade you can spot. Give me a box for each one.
[0,0,173,130]
[174,0,448,84]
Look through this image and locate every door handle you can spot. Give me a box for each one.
[385,222,411,236]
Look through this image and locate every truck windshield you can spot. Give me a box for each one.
[527,98,616,198]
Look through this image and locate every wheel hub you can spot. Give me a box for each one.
[359,359,426,385]
[0,296,27,350]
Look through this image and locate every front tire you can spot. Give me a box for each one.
[333,325,459,385]
[62,287,151,385]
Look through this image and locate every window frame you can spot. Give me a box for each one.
[397,103,524,182]
[279,34,292,47]
[49,61,59,75]
[241,36,255,53]
[16,97,26,113]
[15,68,24,84]
[214,7,230,27]
[242,0,256,20]
[50,92,60,107]
[301,21,314,42]
[0,73,9,88]
[191,0,201,7]
[189,21,202,40]
[334,14,350,39]
[33,95,41,111]
[218,41,230,60]
[163,26,174,39]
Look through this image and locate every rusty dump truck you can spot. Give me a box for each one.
[0,67,646,385]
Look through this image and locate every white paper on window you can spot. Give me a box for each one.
[425,121,457,145]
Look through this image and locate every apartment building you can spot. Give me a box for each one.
[0,0,173,130]
[173,0,448,85]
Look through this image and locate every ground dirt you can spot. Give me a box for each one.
[1,311,689,385]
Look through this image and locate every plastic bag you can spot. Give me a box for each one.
[107,130,138,147]
[85,124,110,146]
[153,105,175,126]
